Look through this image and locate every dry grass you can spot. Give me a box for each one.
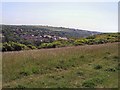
[2,42,119,88]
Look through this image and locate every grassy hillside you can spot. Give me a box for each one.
[2,42,119,88]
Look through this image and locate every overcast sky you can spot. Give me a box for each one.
[2,2,118,32]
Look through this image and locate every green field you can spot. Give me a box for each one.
[2,42,119,88]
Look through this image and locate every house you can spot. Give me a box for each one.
[59,37,68,40]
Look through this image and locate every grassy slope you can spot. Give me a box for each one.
[2,42,119,88]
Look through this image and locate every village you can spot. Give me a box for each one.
[10,28,68,43]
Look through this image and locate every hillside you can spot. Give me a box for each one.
[2,25,100,44]
[2,25,120,52]
[2,32,119,52]
[2,42,119,88]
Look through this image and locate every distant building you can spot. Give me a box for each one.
[59,37,68,40]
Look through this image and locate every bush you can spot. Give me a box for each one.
[20,66,40,76]
[11,42,27,51]
[74,40,84,46]
[15,85,27,88]
[94,39,108,44]
[86,35,96,39]
[52,41,65,47]
[82,80,96,88]
[82,77,104,88]
[76,71,84,76]
[105,67,116,72]
[94,65,102,70]
[40,43,56,48]
[87,39,95,45]
[115,63,120,70]
[32,67,39,74]
[2,42,13,51]
[39,41,66,49]
[80,55,84,58]
[2,42,27,51]
[27,45,36,49]
[19,69,31,76]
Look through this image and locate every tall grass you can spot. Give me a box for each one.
[2,42,119,88]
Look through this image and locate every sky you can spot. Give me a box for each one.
[2,2,118,32]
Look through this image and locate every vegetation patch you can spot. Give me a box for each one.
[103,56,109,60]
[15,84,27,88]
[106,52,111,55]
[19,66,40,76]
[82,77,104,88]
[76,71,84,76]
[82,80,96,88]
[2,33,120,51]
[94,65,102,70]
[112,56,120,61]
[80,55,85,58]
[105,67,116,72]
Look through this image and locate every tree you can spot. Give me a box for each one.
[2,42,27,51]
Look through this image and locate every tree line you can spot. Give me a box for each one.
[2,33,119,52]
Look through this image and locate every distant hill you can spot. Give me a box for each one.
[33,25,101,38]
[2,25,100,42]
[1,25,119,51]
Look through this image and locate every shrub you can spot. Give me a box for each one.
[74,40,84,46]
[82,77,104,88]
[2,42,27,51]
[86,35,96,39]
[80,55,84,58]
[105,67,116,72]
[32,67,39,74]
[92,77,104,84]
[2,42,14,51]
[86,39,95,45]
[103,56,109,60]
[39,40,68,48]
[95,39,108,44]
[76,71,84,76]
[19,70,31,76]
[52,41,64,47]
[106,52,111,55]
[94,65,102,70]
[15,85,27,88]
[113,56,119,59]
[115,63,120,70]
[2,45,6,51]
[11,42,27,51]
[27,45,36,49]
[20,66,40,76]
[40,43,56,48]
[82,80,96,88]
[115,66,120,71]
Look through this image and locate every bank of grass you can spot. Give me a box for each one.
[2,42,119,88]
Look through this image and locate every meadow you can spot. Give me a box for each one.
[2,42,119,88]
